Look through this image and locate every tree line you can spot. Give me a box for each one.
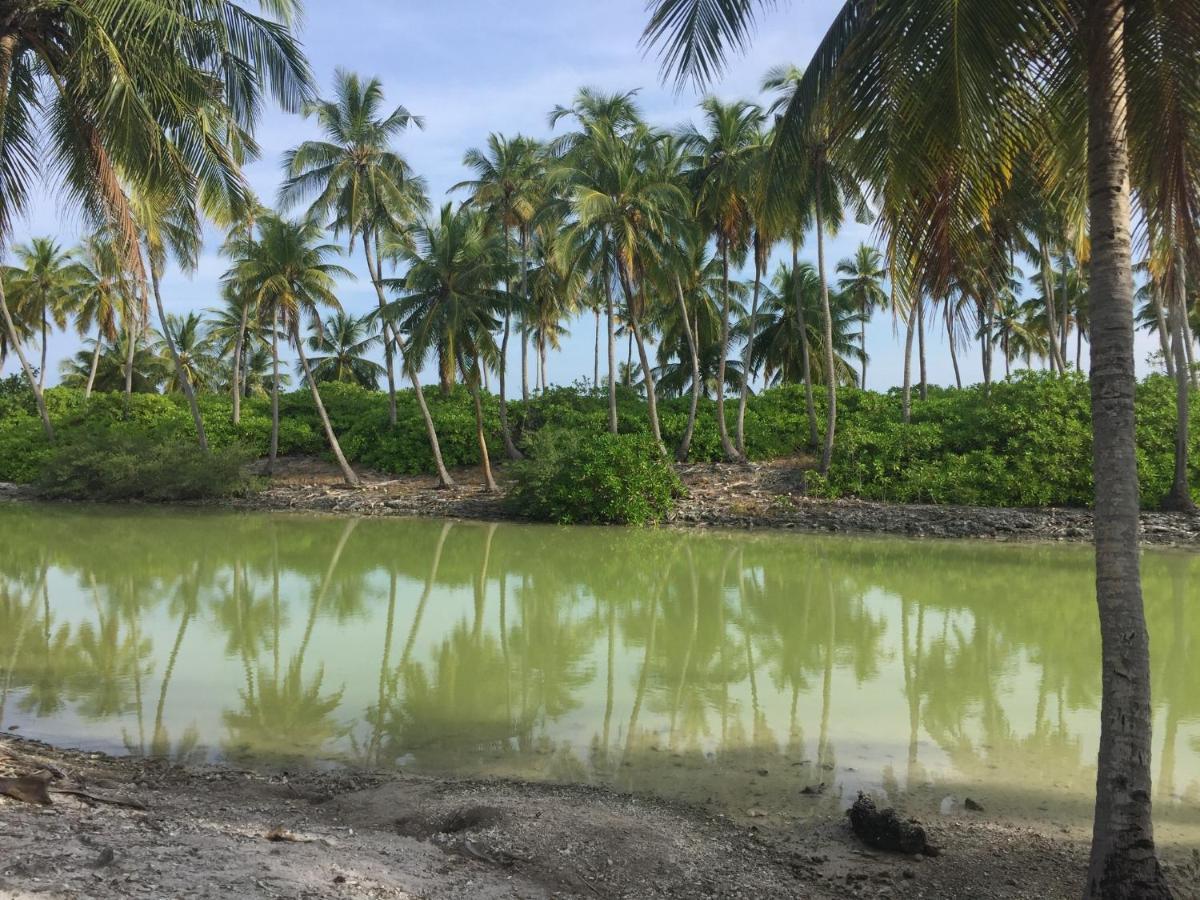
[0,2,1195,896]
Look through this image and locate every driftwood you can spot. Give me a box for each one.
[0,775,52,805]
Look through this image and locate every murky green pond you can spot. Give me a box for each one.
[2,504,1197,843]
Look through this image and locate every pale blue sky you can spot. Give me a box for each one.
[5,1,1157,389]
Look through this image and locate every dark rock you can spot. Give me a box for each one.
[847,793,937,856]
[964,797,984,812]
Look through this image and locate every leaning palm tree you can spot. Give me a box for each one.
[0,2,312,443]
[235,215,359,486]
[155,313,215,396]
[642,1,1186,891]
[300,311,384,389]
[280,68,428,429]
[836,244,888,389]
[389,204,507,491]
[4,238,84,391]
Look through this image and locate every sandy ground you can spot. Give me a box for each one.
[3,736,1199,900]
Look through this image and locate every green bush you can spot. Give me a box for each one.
[35,429,257,502]
[508,428,682,525]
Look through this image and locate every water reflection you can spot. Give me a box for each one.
[0,504,1197,843]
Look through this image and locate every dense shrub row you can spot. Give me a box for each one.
[0,371,1195,511]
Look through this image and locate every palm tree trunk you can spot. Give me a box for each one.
[1182,311,1197,389]
[902,293,915,425]
[604,258,618,434]
[1149,284,1173,376]
[150,260,208,452]
[947,301,963,389]
[1164,247,1194,511]
[593,308,601,389]
[232,302,248,425]
[497,227,522,459]
[38,308,47,390]
[625,330,633,384]
[84,324,103,400]
[465,353,497,492]
[983,296,995,391]
[794,240,819,445]
[268,306,280,474]
[1083,2,1171,894]
[629,313,665,454]
[715,240,740,460]
[816,189,836,477]
[294,324,359,487]
[539,336,547,393]
[1040,244,1066,373]
[362,238,398,428]
[123,291,140,413]
[674,275,702,462]
[916,293,928,400]
[1060,251,1071,367]
[736,246,762,456]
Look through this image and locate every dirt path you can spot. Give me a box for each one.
[4,737,1199,899]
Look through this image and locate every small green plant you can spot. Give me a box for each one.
[35,429,258,502]
[508,428,682,525]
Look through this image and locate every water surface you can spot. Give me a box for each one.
[1,504,1197,843]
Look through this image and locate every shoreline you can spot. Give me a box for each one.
[4,457,1200,547]
[7,734,1198,900]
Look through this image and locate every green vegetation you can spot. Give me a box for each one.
[508,428,682,525]
[2,374,1195,512]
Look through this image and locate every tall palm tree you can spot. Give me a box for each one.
[59,334,168,394]
[155,312,215,395]
[234,215,359,486]
[301,311,384,389]
[4,238,83,391]
[642,1,1185,891]
[0,1,312,443]
[679,97,764,461]
[453,133,545,458]
[389,203,508,491]
[836,244,888,389]
[281,68,427,430]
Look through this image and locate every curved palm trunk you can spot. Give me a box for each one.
[794,240,819,446]
[231,303,248,425]
[0,280,54,440]
[362,238,398,429]
[84,324,104,400]
[604,259,618,434]
[293,323,359,486]
[736,246,762,456]
[629,313,665,454]
[1182,312,1197,389]
[1164,247,1194,511]
[520,232,530,404]
[674,275,702,462]
[1084,2,1171,894]
[715,241,740,460]
[1149,284,1173,376]
[497,227,522,459]
[268,306,280,475]
[150,261,208,452]
[815,191,837,477]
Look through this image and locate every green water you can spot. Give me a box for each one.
[1,504,1197,843]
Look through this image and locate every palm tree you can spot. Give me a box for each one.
[281,68,427,430]
[59,334,168,394]
[679,98,764,461]
[836,244,888,389]
[301,311,384,389]
[155,313,215,395]
[72,232,126,400]
[0,2,311,443]
[4,238,83,391]
[642,1,1182,891]
[389,203,507,491]
[550,87,645,434]
[454,133,545,457]
[235,215,360,486]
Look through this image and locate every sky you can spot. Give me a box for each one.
[4,0,1160,390]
